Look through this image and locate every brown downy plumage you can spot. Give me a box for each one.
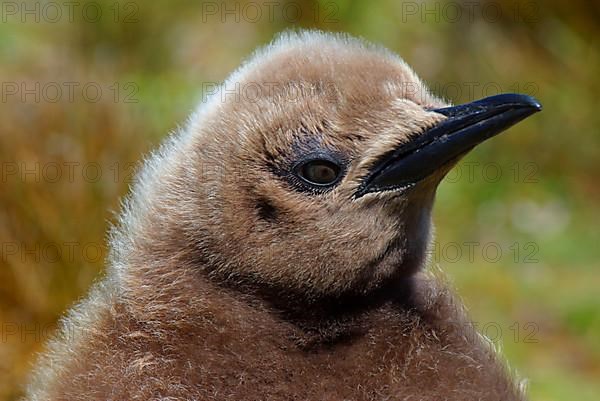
[25,31,541,401]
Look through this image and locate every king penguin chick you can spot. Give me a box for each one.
[26,31,541,401]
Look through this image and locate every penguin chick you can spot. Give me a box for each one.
[25,31,541,401]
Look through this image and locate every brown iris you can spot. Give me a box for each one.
[298,159,341,186]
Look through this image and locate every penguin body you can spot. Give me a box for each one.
[26,31,540,401]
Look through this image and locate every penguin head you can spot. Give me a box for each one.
[163,32,541,300]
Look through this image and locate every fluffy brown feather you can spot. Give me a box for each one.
[25,31,525,401]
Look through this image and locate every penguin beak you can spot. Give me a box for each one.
[355,93,542,197]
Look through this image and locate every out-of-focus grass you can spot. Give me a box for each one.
[0,1,598,400]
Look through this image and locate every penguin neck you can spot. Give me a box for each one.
[198,270,421,349]
[116,231,421,345]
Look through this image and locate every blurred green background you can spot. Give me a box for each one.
[0,0,598,400]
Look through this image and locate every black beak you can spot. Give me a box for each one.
[355,93,542,197]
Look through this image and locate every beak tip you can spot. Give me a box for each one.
[521,94,542,112]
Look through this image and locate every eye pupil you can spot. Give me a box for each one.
[299,160,341,186]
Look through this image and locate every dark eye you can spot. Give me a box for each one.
[297,159,342,187]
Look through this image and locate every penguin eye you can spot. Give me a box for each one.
[296,159,342,187]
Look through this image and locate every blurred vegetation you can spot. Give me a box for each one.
[0,0,598,400]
